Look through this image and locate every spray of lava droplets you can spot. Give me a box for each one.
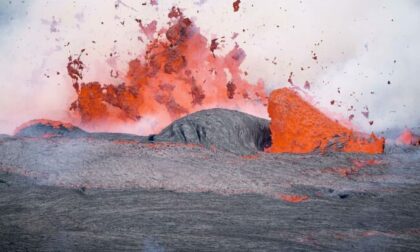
[68,7,267,133]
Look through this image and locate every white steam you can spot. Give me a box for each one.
[0,0,419,134]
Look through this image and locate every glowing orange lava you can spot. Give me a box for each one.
[279,194,309,203]
[397,129,420,146]
[267,88,385,154]
[69,8,267,133]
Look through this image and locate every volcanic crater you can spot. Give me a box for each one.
[1,3,420,251]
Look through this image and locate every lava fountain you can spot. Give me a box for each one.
[56,6,386,154]
[68,7,267,134]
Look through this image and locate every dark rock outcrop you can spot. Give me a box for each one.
[0,134,9,139]
[153,108,271,155]
[13,109,271,154]
[14,119,87,138]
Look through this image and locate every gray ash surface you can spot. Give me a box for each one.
[14,109,271,155]
[1,109,420,251]
[1,172,420,251]
[153,108,271,155]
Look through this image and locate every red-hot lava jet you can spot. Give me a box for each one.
[68,7,267,133]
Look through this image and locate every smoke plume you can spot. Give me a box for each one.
[0,0,419,134]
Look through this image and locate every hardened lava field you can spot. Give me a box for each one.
[1,109,419,251]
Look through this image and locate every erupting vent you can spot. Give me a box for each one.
[68,8,267,133]
[53,6,393,154]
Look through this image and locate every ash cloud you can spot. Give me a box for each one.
[0,0,419,134]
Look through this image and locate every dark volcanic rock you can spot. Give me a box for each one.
[14,120,149,142]
[14,119,87,138]
[1,172,420,251]
[0,134,10,140]
[12,109,271,155]
[13,109,272,154]
[153,108,271,155]
[1,125,420,250]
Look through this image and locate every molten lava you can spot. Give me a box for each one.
[66,7,385,155]
[267,88,385,154]
[397,129,420,146]
[233,0,241,12]
[279,194,309,203]
[69,8,267,133]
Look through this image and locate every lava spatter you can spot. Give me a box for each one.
[69,8,267,133]
[67,49,86,93]
[397,129,420,146]
[233,0,241,12]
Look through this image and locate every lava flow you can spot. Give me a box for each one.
[397,129,420,146]
[268,88,385,154]
[68,7,267,133]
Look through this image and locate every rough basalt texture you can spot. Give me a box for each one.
[14,119,87,138]
[153,108,272,155]
[0,136,419,251]
[14,109,271,155]
[0,134,10,140]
